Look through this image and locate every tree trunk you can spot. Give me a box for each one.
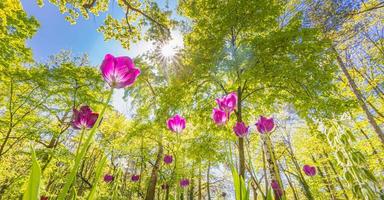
[207,161,211,200]
[198,165,202,200]
[311,155,336,199]
[165,186,170,200]
[261,147,269,195]
[281,167,299,200]
[236,87,245,179]
[262,134,284,199]
[285,143,313,200]
[189,180,194,200]
[252,184,258,200]
[324,152,349,200]
[189,169,194,200]
[359,129,384,166]
[334,48,384,144]
[0,79,13,158]
[145,143,163,200]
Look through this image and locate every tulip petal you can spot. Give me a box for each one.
[256,116,275,134]
[100,54,116,86]
[116,68,141,88]
[100,54,140,88]
[212,108,227,126]
[71,106,99,130]
[233,122,249,137]
[303,165,316,176]
[167,114,186,133]
[87,113,99,128]
[113,56,137,88]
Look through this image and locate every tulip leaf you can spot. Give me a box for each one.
[231,166,249,200]
[231,166,241,200]
[23,147,41,200]
[266,188,273,200]
[88,155,107,200]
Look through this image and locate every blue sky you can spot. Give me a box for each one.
[21,0,155,66]
[21,0,179,116]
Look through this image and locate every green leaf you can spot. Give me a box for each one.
[23,147,41,200]
[266,188,273,200]
[231,167,241,200]
[88,156,107,200]
[362,168,377,182]
[231,166,249,200]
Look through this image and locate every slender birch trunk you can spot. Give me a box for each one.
[261,134,284,199]
[334,48,384,144]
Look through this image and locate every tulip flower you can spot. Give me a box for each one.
[233,122,249,137]
[303,165,317,176]
[179,178,190,187]
[271,180,283,198]
[103,174,114,183]
[255,116,275,134]
[216,92,237,113]
[71,105,99,130]
[100,54,141,89]
[40,196,48,200]
[163,154,173,164]
[131,174,140,182]
[167,114,186,133]
[212,108,227,126]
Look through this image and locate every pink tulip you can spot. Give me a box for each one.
[40,196,48,200]
[179,178,190,187]
[131,175,140,182]
[255,116,275,134]
[271,180,283,198]
[233,122,249,137]
[71,105,99,130]
[100,54,140,88]
[163,154,173,164]
[212,108,227,126]
[103,174,114,183]
[303,165,316,176]
[167,114,186,133]
[216,92,237,113]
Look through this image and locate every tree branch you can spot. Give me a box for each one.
[121,0,170,34]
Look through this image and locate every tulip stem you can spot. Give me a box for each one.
[75,129,85,158]
[58,88,114,200]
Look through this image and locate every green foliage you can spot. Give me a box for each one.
[0,0,39,67]
[23,147,41,200]
[231,166,249,200]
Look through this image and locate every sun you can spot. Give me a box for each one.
[152,31,183,68]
